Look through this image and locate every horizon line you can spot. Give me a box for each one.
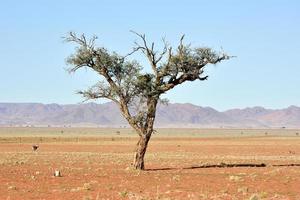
[0,101,299,112]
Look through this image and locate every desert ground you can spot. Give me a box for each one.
[0,127,300,200]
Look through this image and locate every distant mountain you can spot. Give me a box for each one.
[224,106,300,128]
[0,102,300,128]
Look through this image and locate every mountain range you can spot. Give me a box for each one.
[0,102,300,128]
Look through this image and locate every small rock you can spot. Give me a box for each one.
[8,185,17,190]
[32,144,39,151]
[54,170,62,177]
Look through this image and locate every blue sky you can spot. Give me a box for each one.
[0,0,299,111]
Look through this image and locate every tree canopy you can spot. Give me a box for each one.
[65,31,231,169]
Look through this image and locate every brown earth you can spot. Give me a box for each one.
[1,131,300,199]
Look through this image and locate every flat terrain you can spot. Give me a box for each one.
[1,128,300,200]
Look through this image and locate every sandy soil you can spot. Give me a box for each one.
[1,135,300,200]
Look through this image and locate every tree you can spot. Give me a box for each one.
[65,31,231,170]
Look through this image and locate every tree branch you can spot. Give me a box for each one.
[76,81,119,103]
[65,31,232,139]
[130,31,160,77]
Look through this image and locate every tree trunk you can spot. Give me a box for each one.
[133,134,151,170]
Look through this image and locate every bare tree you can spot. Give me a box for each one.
[65,31,231,170]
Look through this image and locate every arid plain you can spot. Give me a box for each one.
[1,127,300,200]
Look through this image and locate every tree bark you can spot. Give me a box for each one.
[133,134,151,170]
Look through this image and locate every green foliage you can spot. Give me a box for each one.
[65,31,230,133]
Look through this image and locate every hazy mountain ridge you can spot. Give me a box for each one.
[0,102,299,128]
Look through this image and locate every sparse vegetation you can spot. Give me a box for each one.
[119,190,128,198]
[65,32,231,169]
[1,127,300,199]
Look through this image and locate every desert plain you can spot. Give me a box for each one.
[0,127,300,200]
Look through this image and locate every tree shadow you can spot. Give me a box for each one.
[146,163,300,171]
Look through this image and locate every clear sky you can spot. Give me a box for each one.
[0,0,299,111]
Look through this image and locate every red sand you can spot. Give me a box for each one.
[1,137,300,199]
